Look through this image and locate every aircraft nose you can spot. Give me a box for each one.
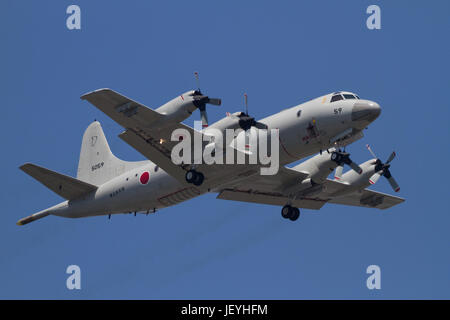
[351,101,381,124]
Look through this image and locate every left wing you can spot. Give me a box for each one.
[81,89,255,190]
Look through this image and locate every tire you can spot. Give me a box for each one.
[289,207,300,221]
[331,152,339,162]
[185,170,196,183]
[193,172,204,186]
[281,205,291,219]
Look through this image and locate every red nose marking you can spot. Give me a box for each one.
[140,172,150,184]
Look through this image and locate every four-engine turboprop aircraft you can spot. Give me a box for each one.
[17,89,404,225]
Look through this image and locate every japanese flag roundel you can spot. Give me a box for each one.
[140,172,150,184]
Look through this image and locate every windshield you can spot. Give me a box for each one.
[330,94,343,102]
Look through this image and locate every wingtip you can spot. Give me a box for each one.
[19,162,33,171]
[80,88,112,100]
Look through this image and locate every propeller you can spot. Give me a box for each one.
[366,144,400,192]
[233,93,267,131]
[192,72,221,128]
[331,149,363,177]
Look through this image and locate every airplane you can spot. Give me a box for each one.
[17,87,404,225]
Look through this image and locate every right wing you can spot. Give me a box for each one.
[216,172,404,210]
[326,188,405,210]
[217,189,326,209]
[216,166,326,209]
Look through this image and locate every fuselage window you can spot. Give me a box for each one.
[330,94,343,102]
[154,166,159,172]
[297,110,302,117]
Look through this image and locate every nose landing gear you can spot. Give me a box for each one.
[281,205,300,221]
[185,170,204,186]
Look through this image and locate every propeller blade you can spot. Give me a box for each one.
[199,109,208,128]
[368,172,381,185]
[382,168,400,192]
[366,144,377,158]
[348,161,363,174]
[194,71,200,91]
[387,176,400,192]
[244,93,248,115]
[334,165,344,180]
[386,151,396,164]
[254,121,268,130]
[341,154,363,174]
[207,98,221,106]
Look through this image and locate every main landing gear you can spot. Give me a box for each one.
[185,170,204,186]
[281,205,300,221]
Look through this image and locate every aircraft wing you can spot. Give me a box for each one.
[216,172,404,210]
[216,167,326,209]
[316,179,405,209]
[217,189,327,209]
[81,89,256,189]
[326,188,405,209]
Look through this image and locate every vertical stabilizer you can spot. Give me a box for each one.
[77,121,147,185]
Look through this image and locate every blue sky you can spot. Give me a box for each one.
[1,0,449,299]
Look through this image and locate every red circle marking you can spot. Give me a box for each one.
[140,172,150,184]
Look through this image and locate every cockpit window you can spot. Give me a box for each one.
[330,94,343,102]
[343,94,356,99]
[355,95,360,99]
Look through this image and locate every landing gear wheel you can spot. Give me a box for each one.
[331,152,341,162]
[193,172,204,186]
[185,170,205,186]
[289,207,300,221]
[281,205,292,219]
[185,170,196,183]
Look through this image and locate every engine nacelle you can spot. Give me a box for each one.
[292,149,339,183]
[155,90,198,124]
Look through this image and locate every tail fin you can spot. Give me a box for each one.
[77,121,147,185]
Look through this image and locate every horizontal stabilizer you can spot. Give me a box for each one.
[20,163,97,200]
